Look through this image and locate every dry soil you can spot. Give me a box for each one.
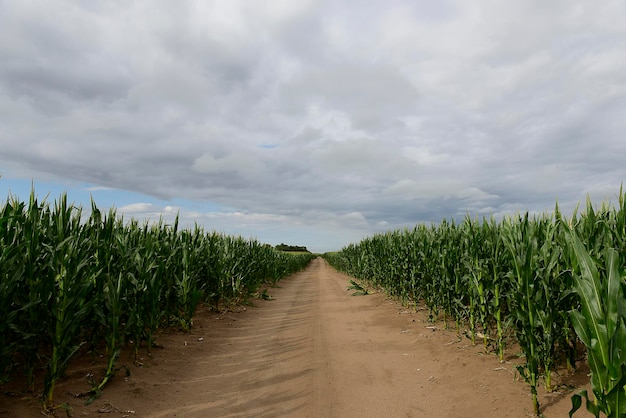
[1,257,590,417]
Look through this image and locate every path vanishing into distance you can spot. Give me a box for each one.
[6,258,586,417]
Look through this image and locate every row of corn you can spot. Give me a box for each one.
[0,190,315,410]
[324,188,626,417]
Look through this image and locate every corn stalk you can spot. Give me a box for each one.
[43,195,96,410]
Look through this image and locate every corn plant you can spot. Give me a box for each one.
[85,204,125,397]
[502,214,542,416]
[534,215,563,392]
[43,195,97,410]
[567,233,626,418]
[553,205,580,373]
[18,192,50,392]
[176,229,204,332]
[85,275,129,403]
[461,216,492,347]
[0,199,26,383]
[486,217,511,362]
[437,220,464,330]
[123,221,163,356]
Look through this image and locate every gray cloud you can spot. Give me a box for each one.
[1,0,626,252]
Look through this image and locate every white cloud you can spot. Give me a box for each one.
[118,203,157,214]
[2,0,626,251]
[402,146,449,167]
[85,186,113,191]
[384,179,498,204]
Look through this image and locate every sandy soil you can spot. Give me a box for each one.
[1,257,590,417]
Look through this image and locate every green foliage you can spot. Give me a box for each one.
[567,234,626,418]
[258,288,272,300]
[275,243,310,252]
[324,186,626,417]
[347,279,369,296]
[0,187,315,409]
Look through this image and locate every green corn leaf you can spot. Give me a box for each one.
[570,310,591,348]
[569,392,583,417]
[605,248,621,339]
[568,233,610,372]
[569,389,601,418]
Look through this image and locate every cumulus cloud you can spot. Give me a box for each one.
[118,203,170,217]
[383,179,498,205]
[1,0,626,252]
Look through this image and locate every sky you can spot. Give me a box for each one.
[1,1,625,253]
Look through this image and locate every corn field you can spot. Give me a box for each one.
[324,188,626,417]
[0,190,315,410]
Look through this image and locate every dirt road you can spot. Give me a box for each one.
[2,257,586,417]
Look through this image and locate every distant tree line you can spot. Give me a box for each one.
[275,243,310,252]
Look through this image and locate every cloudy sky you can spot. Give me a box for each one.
[1,1,625,252]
